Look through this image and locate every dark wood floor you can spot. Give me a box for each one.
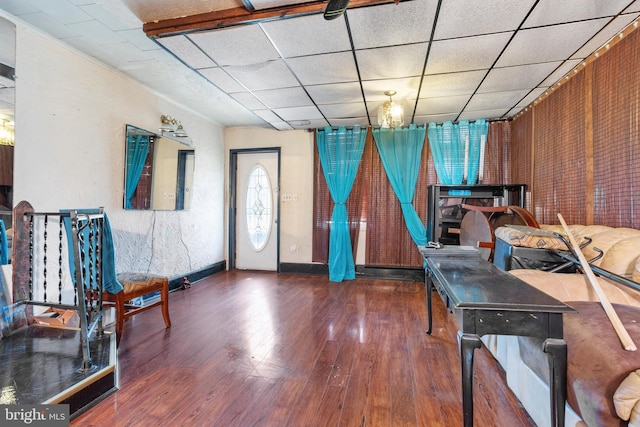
[71,270,534,427]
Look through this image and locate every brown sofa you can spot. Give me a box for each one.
[492,225,640,426]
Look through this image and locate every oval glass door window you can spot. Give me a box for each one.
[245,164,273,251]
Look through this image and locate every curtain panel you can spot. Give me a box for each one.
[312,134,370,264]
[427,120,488,189]
[372,124,428,247]
[124,134,150,209]
[316,126,367,282]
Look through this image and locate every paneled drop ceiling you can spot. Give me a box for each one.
[1,0,640,130]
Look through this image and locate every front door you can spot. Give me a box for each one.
[234,151,279,270]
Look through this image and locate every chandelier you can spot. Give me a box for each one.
[377,90,404,129]
[0,119,14,146]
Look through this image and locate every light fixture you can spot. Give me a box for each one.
[159,114,188,138]
[377,90,404,129]
[0,119,14,146]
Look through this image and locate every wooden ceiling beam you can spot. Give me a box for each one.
[143,0,399,38]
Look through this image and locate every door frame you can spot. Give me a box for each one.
[228,147,281,271]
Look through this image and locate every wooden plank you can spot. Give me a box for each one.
[144,0,401,37]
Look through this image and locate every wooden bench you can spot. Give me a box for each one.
[103,272,171,346]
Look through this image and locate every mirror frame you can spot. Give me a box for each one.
[124,124,195,211]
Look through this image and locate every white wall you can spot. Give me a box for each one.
[225,127,315,264]
[10,17,225,279]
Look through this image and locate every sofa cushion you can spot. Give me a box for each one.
[614,369,640,422]
[510,269,640,306]
[520,302,640,427]
[563,302,640,427]
[494,226,570,250]
[634,257,640,283]
[600,236,640,278]
[582,228,640,267]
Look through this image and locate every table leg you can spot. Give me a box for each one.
[425,274,433,334]
[460,333,482,427]
[544,338,567,427]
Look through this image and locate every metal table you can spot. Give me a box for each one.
[423,256,575,427]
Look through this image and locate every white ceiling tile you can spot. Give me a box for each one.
[478,62,562,93]
[158,36,216,69]
[539,59,582,86]
[415,95,471,116]
[64,19,127,45]
[146,47,177,63]
[319,103,367,119]
[329,117,371,127]
[79,3,139,31]
[458,109,510,121]
[96,41,155,64]
[524,0,632,28]
[356,44,428,80]
[253,109,282,122]
[435,0,536,39]
[0,1,39,16]
[289,118,329,129]
[348,0,437,49]
[496,19,609,67]
[361,77,421,102]
[118,28,160,52]
[272,105,324,121]
[426,32,513,74]
[253,86,312,109]
[25,0,92,25]
[624,0,640,13]
[224,59,299,91]
[306,82,364,105]
[515,87,546,108]
[8,0,638,129]
[260,14,351,58]
[465,90,530,112]
[18,12,85,39]
[270,121,295,131]
[287,51,358,85]
[231,92,266,111]
[419,70,486,98]
[572,14,640,59]
[418,113,460,125]
[189,25,280,67]
[198,67,246,93]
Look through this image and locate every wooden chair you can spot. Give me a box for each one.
[103,272,171,347]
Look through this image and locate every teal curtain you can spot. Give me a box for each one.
[0,219,7,265]
[428,119,488,188]
[316,126,367,282]
[62,210,124,294]
[125,134,150,209]
[372,124,428,247]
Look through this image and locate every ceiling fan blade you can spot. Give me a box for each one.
[324,0,350,20]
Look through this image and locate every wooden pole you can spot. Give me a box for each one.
[557,213,636,351]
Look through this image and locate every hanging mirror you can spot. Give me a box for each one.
[124,124,195,210]
[0,16,15,214]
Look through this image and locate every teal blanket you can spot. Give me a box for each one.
[62,209,124,294]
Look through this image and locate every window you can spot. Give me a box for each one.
[245,164,272,251]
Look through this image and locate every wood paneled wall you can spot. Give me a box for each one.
[511,25,640,228]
